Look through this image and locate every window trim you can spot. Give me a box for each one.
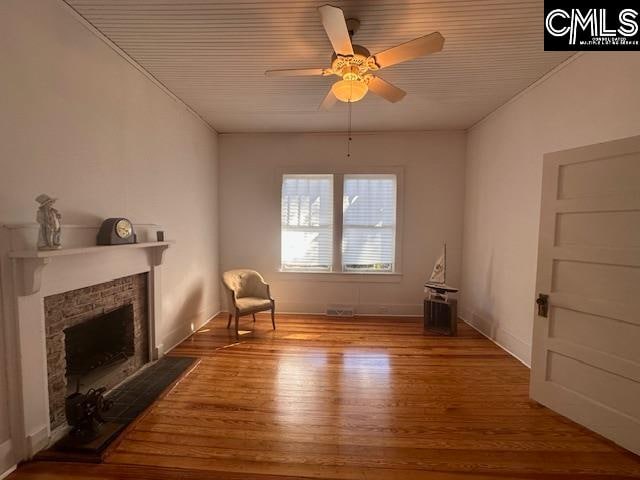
[277,166,404,276]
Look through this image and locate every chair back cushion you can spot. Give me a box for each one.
[222,269,266,298]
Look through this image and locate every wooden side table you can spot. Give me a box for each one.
[424,297,457,336]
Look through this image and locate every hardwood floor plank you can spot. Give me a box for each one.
[124,429,617,454]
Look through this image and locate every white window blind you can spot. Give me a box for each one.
[281,174,333,271]
[342,174,397,272]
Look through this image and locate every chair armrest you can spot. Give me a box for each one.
[223,284,239,310]
[254,279,270,300]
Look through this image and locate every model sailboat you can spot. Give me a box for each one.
[424,243,458,298]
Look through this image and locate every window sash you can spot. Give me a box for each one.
[342,174,397,273]
[281,174,333,271]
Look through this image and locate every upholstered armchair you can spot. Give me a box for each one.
[221,269,276,336]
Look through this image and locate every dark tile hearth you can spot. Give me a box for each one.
[104,356,196,424]
[38,356,196,462]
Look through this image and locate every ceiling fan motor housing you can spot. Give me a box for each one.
[330,45,379,80]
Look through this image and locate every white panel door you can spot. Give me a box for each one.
[531,135,640,454]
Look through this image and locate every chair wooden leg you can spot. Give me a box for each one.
[235,311,239,337]
[226,313,232,328]
[271,304,276,330]
[252,313,256,322]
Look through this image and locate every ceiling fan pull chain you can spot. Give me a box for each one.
[347,99,352,158]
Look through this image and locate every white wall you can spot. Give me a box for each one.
[219,132,466,316]
[460,52,640,365]
[1,0,219,388]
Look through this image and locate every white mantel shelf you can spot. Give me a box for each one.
[9,241,173,259]
[8,241,173,297]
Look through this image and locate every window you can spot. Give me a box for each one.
[342,174,397,272]
[281,173,398,274]
[281,174,333,271]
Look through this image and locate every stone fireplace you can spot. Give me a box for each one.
[44,274,149,429]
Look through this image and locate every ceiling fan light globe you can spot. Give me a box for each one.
[332,79,368,103]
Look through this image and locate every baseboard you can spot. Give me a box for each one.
[163,309,221,355]
[0,439,15,480]
[0,465,16,480]
[26,424,49,457]
[459,310,531,367]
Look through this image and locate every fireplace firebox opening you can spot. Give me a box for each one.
[64,304,135,382]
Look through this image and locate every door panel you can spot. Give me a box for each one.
[556,210,640,248]
[546,352,640,417]
[531,135,640,455]
[557,152,640,199]
[549,307,640,363]
[552,260,639,303]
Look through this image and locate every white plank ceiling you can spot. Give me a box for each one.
[64,0,573,133]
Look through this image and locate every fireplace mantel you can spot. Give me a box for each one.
[0,224,171,460]
[9,241,172,296]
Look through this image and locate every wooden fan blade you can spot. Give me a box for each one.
[265,68,328,77]
[373,32,444,69]
[367,76,406,103]
[318,4,354,56]
[319,89,338,110]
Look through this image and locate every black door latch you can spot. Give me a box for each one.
[536,293,549,317]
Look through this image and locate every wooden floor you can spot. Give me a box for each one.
[11,314,640,480]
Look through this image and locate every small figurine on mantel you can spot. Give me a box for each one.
[35,193,62,250]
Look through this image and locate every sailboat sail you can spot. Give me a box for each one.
[425,243,458,295]
[429,245,446,284]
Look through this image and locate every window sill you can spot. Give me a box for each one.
[276,270,403,283]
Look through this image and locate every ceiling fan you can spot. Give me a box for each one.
[265,4,445,109]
